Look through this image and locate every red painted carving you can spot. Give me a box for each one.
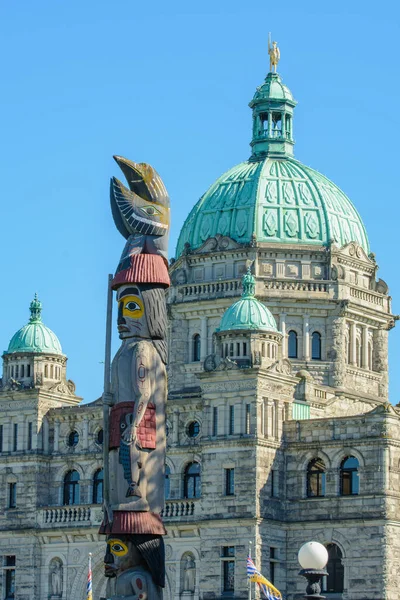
[109,401,156,449]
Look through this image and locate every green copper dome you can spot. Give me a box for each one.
[175,73,369,257]
[6,295,63,355]
[218,270,278,333]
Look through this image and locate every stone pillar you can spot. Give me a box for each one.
[83,418,89,450]
[200,317,208,361]
[172,410,179,446]
[274,399,279,440]
[280,313,286,358]
[42,418,49,453]
[54,420,60,452]
[350,321,357,366]
[362,325,369,369]
[303,315,310,361]
[4,418,11,452]
[375,327,389,399]
[329,316,347,388]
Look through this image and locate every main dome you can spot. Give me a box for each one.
[175,72,369,258]
[6,295,63,355]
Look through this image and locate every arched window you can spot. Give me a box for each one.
[92,469,103,504]
[50,364,54,378]
[165,465,171,500]
[322,544,344,593]
[311,332,322,360]
[307,458,326,497]
[44,365,48,378]
[63,470,80,505]
[288,331,298,359]
[192,334,201,362]
[340,456,359,495]
[183,462,201,499]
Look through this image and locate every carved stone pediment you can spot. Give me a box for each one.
[338,242,373,264]
[368,402,399,416]
[266,358,293,376]
[48,379,76,397]
[194,235,243,254]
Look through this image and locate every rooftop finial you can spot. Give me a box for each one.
[29,293,42,323]
[241,267,255,298]
[268,32,280,73]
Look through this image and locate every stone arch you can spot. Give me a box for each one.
[57,464,85,505]
[331,447,365,469]
[48,556,64,598]
[165,456,176,474]
[299,449,331,470]
[70,544,105,600]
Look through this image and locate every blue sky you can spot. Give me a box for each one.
[1,0,399,403]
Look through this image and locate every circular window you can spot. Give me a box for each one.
[67,431,79,447]
[187,421,200,438]
[96,429,103,445]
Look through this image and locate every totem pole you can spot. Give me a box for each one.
[100,156,170,600]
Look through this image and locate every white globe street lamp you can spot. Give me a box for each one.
[298,542,328,599]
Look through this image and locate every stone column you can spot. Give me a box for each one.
[350,321,357,366]
[42,418,49,453]
[303,315,310,361]
[172,410,179,446]
[375,326,389,399]
[274,399,279,440]
[280,313,287,358]
[329,316,347,388]
[54,420,60,452]
[362,325,369,369]
[200,317,208,361]
[83,418,89,450]
[4,418,11,452]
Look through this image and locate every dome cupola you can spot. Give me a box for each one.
[218,270,278,333]
[249,72,296,159]
[175,42,369,258]
[6,294,63,355]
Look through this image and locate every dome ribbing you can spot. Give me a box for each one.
[218,271,278,333]
[6,295,63,355]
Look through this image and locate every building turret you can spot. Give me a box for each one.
[2,295,74,395]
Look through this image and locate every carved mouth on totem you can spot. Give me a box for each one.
[117,325,130,332]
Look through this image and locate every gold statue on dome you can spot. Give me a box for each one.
[268,33,280,73]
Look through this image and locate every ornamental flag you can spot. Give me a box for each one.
[247,556,282,600]
[86,553,93,600]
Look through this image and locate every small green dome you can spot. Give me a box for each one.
[6,295,63,355]
[218,271,278,333]
[252,73,295,102]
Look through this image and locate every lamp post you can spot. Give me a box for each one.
[298,542,328,599]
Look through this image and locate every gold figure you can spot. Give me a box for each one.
[268,33,280,73]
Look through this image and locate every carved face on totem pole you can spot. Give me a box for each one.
[116,285,150,340]
[104,537,142,577]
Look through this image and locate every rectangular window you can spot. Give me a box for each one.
[245,404,251,434]
[13,424,18,452]
[15,365,19,379]
[0,424,3,452]
[225,468,235,496]
[27,364,31,377]
[222,547,235,593]
[229,406,234,435]
[4,555,16,600]
[8,483,16,508]
[27,422,33,450]
[213,407,218,436]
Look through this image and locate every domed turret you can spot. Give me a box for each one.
[215,270,282,368]
[2,295,70,392]
[218,270,278,333]
[7,294,63,355]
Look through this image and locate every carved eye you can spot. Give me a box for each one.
[112,543,124,552]
[121,422,126,429]
[140,205,161,217]
[125,301,140,312]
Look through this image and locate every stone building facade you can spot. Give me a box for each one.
[1,66,399,600]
